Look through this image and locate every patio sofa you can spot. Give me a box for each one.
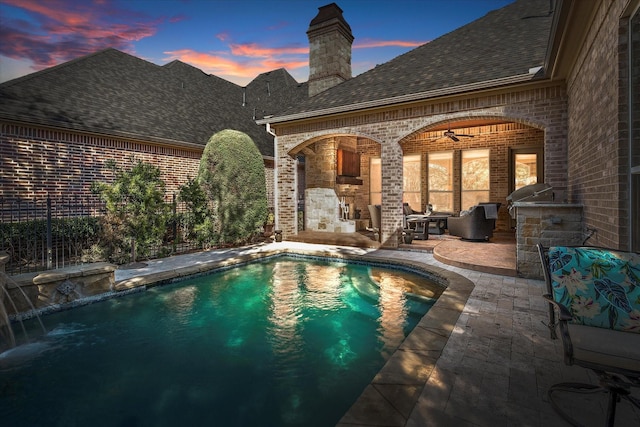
[447,203,500,241]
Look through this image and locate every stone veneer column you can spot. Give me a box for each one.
[514,203,583,278]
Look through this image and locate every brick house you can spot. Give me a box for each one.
[1,0,638,270]
[260,0,640,263]
[0,48,308,206]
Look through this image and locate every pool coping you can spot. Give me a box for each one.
[113,244,475,427]
[331,255,474,426]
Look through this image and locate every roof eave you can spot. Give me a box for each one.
[258,72,543,125]
[1,115,276,161]
[0,114,205,150]
[543,0,600,81]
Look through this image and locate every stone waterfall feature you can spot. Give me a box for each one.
[1,251,49,353]
[0,251,116,353]
[305,188,356,233]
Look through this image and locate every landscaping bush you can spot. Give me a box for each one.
[178,177,217,248]
[0,216,101,269]
[198,130,268,244]
[91,158,169,263]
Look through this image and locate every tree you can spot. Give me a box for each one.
[198,130,268,244]
[92,158,169,263]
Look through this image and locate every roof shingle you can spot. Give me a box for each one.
[268,0,553,122]
[0,48,306,157]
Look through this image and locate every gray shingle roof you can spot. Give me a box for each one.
[267,0,553,122]
[1,0,552,150]
[0,48,306,157]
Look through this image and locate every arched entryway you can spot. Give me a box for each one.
[398,117,546,234]
[281,115,547,247]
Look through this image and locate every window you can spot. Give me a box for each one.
[509,147,544,194]
[370,157,381,205]
[403,155,421,211]
[428,151,453,212]
[514,153,539,190]
[461,149,490,210]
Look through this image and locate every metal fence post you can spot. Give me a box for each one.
[172,193,177,253]
[46,195,52,270]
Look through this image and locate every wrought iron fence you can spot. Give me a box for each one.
[0,195,203,275]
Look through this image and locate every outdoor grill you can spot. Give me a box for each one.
[506,183,554,218]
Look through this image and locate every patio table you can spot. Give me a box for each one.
[406,214,451,240]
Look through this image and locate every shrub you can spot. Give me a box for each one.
[92,158,169,263]
[0,216,101,269]
[198,130,268,244]
[178,177,217,248]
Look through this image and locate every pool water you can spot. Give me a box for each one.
[0,256,442,427]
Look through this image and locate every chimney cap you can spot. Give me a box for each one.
[309,3,351,32]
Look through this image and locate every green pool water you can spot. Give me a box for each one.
[0,256,441,427]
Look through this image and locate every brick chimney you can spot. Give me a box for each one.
[307,3,354,97]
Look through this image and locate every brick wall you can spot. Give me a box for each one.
[565,0,631,250]
[0,122,275,209]
[264,159,275,209]
[0,122,201,199]
[275,81,567,246]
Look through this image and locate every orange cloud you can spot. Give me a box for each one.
[163,48,307,83]
[0,0,161,69]
[229,43,308,57]
[2,0,92,28]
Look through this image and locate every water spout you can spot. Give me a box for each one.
[0,284,16,351]
[0,271,47,353]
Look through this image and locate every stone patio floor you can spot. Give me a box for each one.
[114,242,640,427]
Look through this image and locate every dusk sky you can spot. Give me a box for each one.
[0,0,513,86]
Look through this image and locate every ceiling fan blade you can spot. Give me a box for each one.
[457,134,474,138]
[450,135,459,142]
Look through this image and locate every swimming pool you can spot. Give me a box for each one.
[0,256,443,427]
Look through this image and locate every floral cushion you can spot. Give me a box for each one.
[548,246,640,333]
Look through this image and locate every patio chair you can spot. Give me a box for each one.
[537,244,640,427]
[402,203,414,228]
[367,204,381,241]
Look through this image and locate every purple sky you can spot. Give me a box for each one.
[0,0,513,86]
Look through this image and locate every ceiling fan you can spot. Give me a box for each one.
[443,129,474,142]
